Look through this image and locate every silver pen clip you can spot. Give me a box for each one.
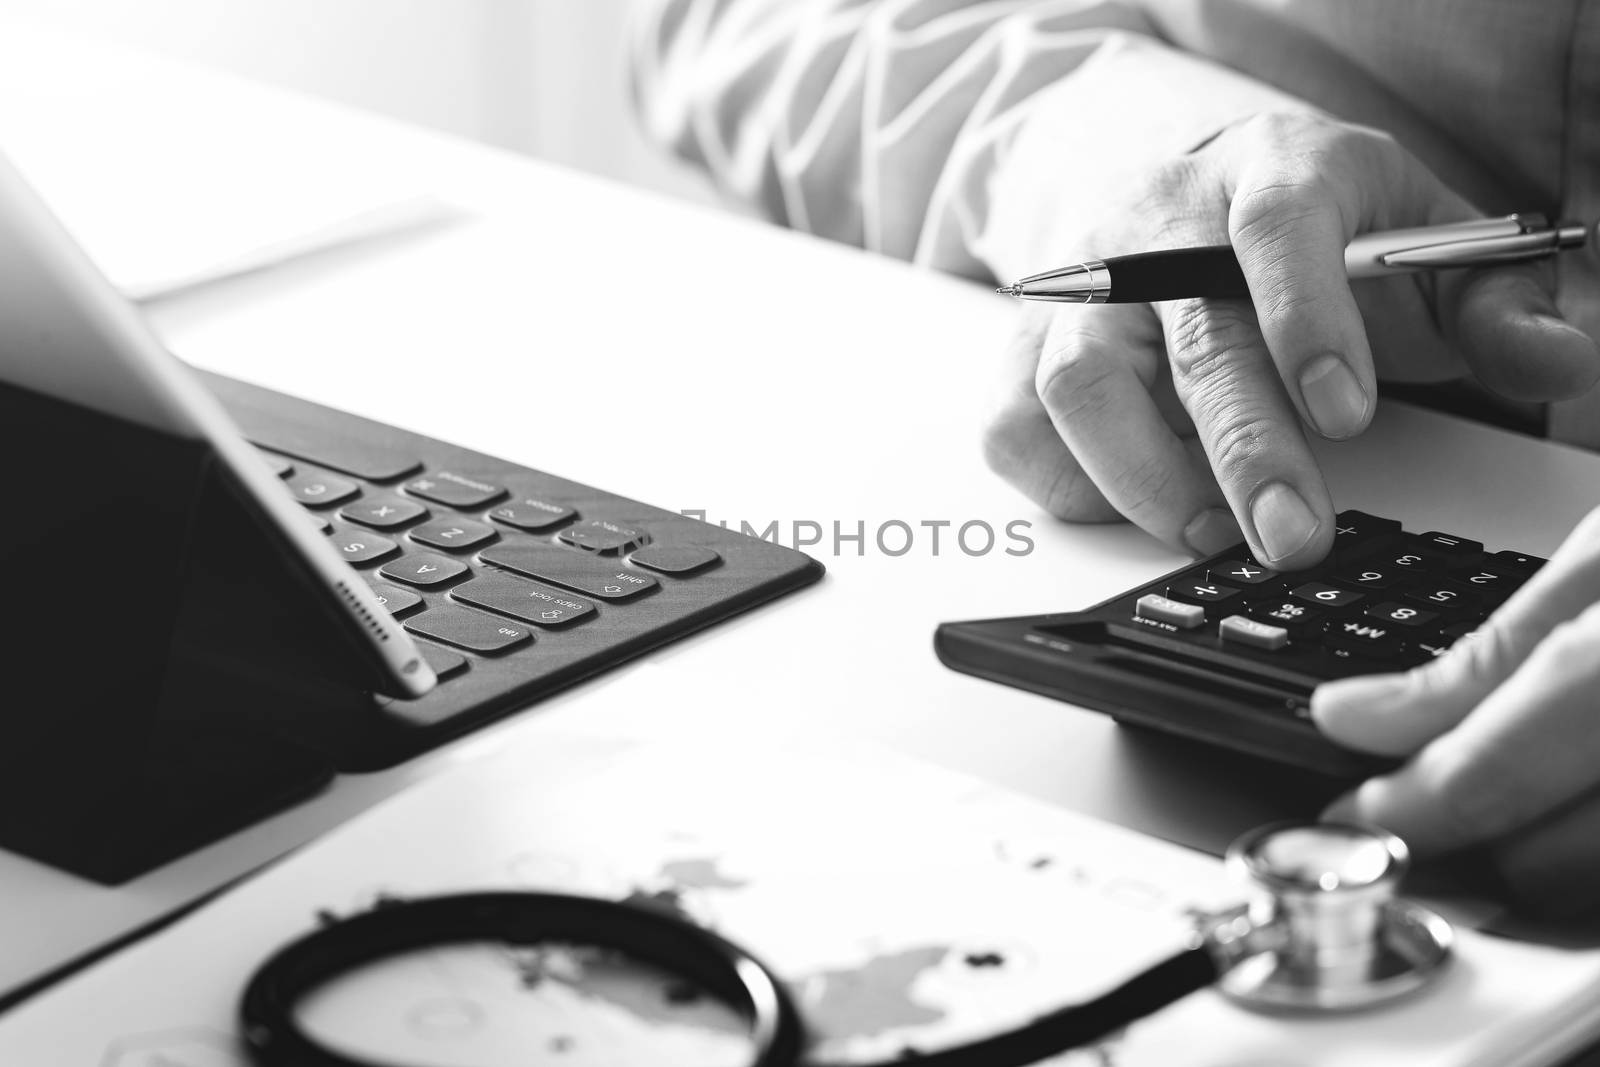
[1376,213,1588,270]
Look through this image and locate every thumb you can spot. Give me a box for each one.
[1440,258,1600,402]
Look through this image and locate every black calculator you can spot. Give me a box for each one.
[935,511,1546,777]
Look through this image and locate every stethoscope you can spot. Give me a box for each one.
[239,822,1453,1066]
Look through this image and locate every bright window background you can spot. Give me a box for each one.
[0,0,716,205]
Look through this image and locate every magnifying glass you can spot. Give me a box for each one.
[239,823,1452,1067]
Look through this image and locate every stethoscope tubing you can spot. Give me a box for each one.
[239,891,1219,1067]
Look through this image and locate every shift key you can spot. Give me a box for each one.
[480,544,659,600]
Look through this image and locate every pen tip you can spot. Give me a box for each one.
[995,285,1019,297]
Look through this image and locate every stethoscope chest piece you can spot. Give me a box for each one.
[1213,823,1453,1012]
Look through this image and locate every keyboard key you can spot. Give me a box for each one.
[1365,602,1437,627]
[410,517,498,552]
[1219,615,1289,651]
[1372,545,1442,572]
[1403,579,1481,615]
[1456,568,1518,599]
[1487,550,1546,577]
[1332,511,1402,557]
[1323,617,1403,657]
[632,545,721,575]
[489,498,576,532]
[417,643,469,680]
[1167,577,1240,605]
[1338,566,1404,591]
[1291,582,1364,610]
[380,552,471,588]
[1247,599,1324,633]
[558,519,649,554]
[1417,531,1483,559]
[403,471,507,510]
[1441,619,1485,641]
[285,470,359,508]
[1135,594,1205,630]
[451,573,597,627]
[1413,634,1454,660]
[480,544,660,601]
[329,528,400,567]
[341,495,429,530]
[241,425,421,481]
[367,582,423,615]
[405,605,532,654]
[1210,559,1277,586]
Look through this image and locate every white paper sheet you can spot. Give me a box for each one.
[4,732,1600,1067]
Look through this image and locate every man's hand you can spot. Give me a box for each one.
[983,111,1599,567]
[1313,507,1600,917]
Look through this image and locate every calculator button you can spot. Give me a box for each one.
[489,498,577,532]
[380,552,471,588]
[480,545,660,601]
[1413,635,1454,660]
[341,495,429,530]
[1338,567,1403,591]
[329,528,400,567]
[631,545,722,574]
[366,582,423,615]
[1167,577,1241,606]
[1416,532,1483,559]
[1457,568,1518,598]
[452,574,597,627]
[1248,599,1324,633]
[1365,602,1437,627]
[1441,619,1484,641]
[1403,580,1481,615]
[1219,615,1290,651]
[403,471,507,510]
[1135,594,1206,629]
[1323,617,1404,657]
[1332,511,1403,557]
[286,471,359,508]
[1211,560,1278,585]
[1291,582,1365,610]
[1486,550,1546,577]
[410,517,499,552]
[558,519,649,554]
[405,605,532,653]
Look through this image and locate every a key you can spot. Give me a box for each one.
[631,545,721,574]
[238,425,421,481]
[1247,599,1324,633]
[416,643,469,680]
[410,517,498,552]
[405,605,532,654]
[1365,602,1437,627]
[1416,531,1484,560]
[367,582,423,615]
[1338,566,1404,591]
[1167,577,1241,606]
[1322,617,1404,658]
[1486,550,1546,577]
[380,552,471,588]
[1219,615,1290,651]
[285,470,360,508]
[329,527,400,567]
[1210,559,1278,586]
[480,544,659,600]
[1134,594,1205,630]
[1456,568,1518,600]
[403,471,507,510]
[558,518,649,553]
[488,498,576,532]
[451,573,597,627]
[341,495,429,530]
[1331,510,1403,559]
[1403,579,1481,615]
[1291,582,1365,611]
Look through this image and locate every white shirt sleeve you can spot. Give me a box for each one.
[629,0,1314,282]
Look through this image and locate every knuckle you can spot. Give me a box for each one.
[1205,407,1278,475]
[1034,343,1120,424]
[1166,301,1258,381]
[1229,177,1331,253]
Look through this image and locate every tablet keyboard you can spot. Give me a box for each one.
[935,511,1545,776]
[208,371,825,771]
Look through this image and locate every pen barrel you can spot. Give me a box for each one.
[1104,247,1250,303]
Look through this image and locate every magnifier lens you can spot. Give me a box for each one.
[295,939,756,1067]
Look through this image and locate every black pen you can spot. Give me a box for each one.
[997,214,1588,304]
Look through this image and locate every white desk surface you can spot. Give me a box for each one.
[4,27,1600,1008]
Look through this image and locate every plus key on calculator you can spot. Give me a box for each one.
[935,510,1549,776]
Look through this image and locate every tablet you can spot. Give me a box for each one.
[0,150,435,699]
